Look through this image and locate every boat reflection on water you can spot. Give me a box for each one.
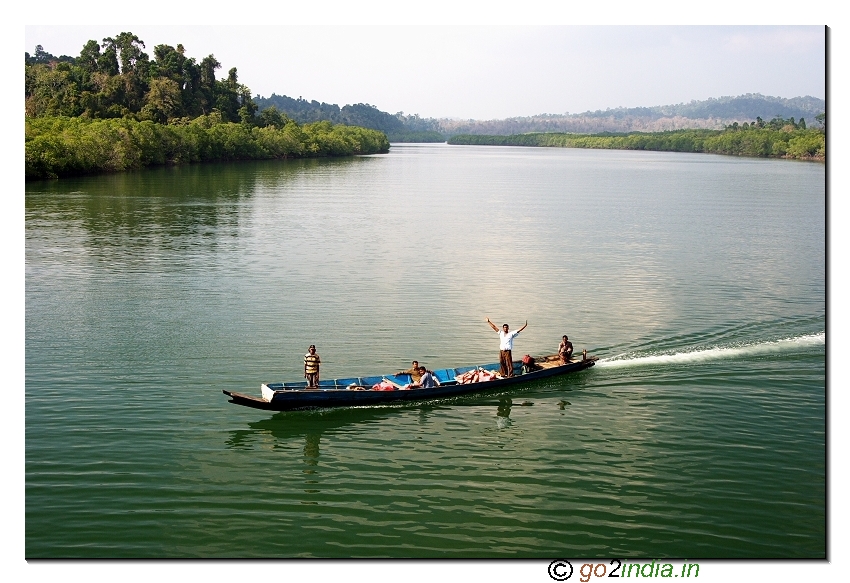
[224,398,526,458]
[491,396,536,428]
[225,406,401,451]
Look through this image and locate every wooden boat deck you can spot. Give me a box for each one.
[532,354,576,369]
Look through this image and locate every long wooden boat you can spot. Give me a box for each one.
[223,353,597,411]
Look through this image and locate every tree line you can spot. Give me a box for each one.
[447,121,825,161]
[250,93,826,140]
[724,114,825,132]
[25,34,390,179]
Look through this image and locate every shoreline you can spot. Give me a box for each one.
[446,128,826,162]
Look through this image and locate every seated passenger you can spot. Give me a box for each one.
[558,335,574,364]
[397,360,423,383]
[411,366,439,389]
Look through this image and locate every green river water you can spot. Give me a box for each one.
[25,144,824,559]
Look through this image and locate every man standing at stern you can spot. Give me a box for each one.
[304,345,321,388]
[486,318,528,377]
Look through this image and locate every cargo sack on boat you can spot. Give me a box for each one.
[372,380,397,391]
[455,368,500,384]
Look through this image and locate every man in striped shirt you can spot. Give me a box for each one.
[304,345,321,388]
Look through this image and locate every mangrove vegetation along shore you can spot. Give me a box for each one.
[26,115,389,180]
[447,117,825,162]
[25,33,389,180]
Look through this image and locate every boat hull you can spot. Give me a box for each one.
[223,357,596,411]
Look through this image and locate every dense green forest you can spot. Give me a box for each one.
[25,35,390,179]
[447,116,825,161]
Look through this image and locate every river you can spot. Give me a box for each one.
[25,143,825,558]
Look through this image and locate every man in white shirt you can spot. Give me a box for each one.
[486,317,528,377]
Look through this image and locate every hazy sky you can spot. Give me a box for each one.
[24,25,825,120]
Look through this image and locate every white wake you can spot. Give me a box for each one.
[596,332,825,368]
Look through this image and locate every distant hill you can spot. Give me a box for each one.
[615,94,824,120]
[253,94,401,131]
[254,95,443,142]
[437,95,825,135]
[254,93,825,140]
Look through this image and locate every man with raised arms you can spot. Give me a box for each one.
[486,318,528,378]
